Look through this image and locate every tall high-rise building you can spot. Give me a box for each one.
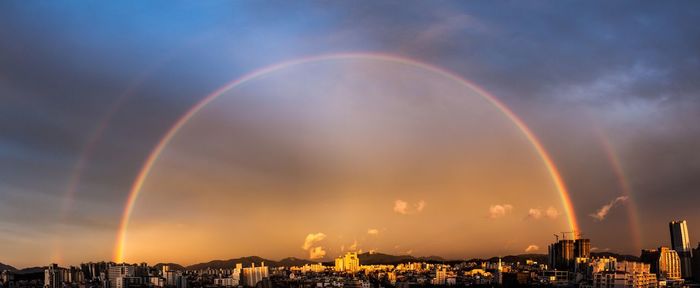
[692,243,700,283]
[107,264,136,288]
[334,252,360,273]
[548,238,590,270]
[574,238,591,259]
[44,264,67,288]
[241,262,268,287]
[80,262,108,281]
[640,246,681,280]
[669,220,692,278]
[165,271,186,288]
[432,268,447,285]
[549,240,574,270]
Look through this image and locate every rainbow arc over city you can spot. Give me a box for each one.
[113,53,581,262]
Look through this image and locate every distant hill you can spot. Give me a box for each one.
[0,263,16,271]
[492,254,549,265]
[591,252,640,262]
[18,267,45,273]
[181,250,640,271]
[154,263,186,272]
[355,252,449,265]
[277,257,315,267]
[13,267,45,282]
[357,252,417,265]
[185,253,440,270]
[187,256,275,270]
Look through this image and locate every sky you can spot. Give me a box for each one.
[1,1,700,268]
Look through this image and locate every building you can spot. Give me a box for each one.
[107,265,136,288]
[640,247,681,280]
[502,272,533,286]
[693,243,700,282]
[115,277,143,288]
[213,277,238,287]
[44,264,68,288]
[241,262,268,287]
[549,238,591,270]
[669,220,692,278]
[590,271,657,288]
[432,268,447,285]
[165,271,186,288]
[581,260,657,288]
[575,238,592,259]
[213,267,240,287]
[334,252,360,273]
[80,262,108,281]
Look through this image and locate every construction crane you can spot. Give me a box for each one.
[560,231,577,240]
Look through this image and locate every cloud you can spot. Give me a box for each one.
[367,228,379,235]
[302,232,327,250]
[590,196,628,221]
[393,200,427,215]
[489,204,513,218]
[309,246,326,259]
[349,240,358,251]
[546,207,560,219]
[527,208,543,219]
[405,250,413,255]
[416,200,426,212]
[528,207,560,220]
[525,245,539,252]
[394,200,409,214]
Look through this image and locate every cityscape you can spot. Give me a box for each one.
[1,220,699,287]
[2,1,700,288]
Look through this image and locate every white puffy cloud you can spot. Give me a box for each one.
[525,245,540,252]
[528,208,543,219]
[416,200,426,212]
[590,196,628,221]
[489,204,513,218]
[394,200,409,214]
[302,232,327,250]
[393,200,427,215]
[528,206,560,220]
[309,246,326,259]
[545,207,560,219]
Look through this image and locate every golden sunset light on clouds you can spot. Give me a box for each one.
[122,58,569,264]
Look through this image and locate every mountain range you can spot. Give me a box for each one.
[0,263,16,271]
[1,251,642,271]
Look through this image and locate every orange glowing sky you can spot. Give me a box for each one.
[121,58,571,264]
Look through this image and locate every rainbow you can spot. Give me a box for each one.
[595,127,643,251]
[114,52,580,262]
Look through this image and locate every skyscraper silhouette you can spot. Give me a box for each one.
[669,220,692,278]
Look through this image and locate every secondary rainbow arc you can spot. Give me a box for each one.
[114,53,580,262]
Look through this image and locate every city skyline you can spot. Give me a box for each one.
[2,218,699,287]
[2,1,700,270]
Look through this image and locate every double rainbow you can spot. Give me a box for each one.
[113,53,580,262]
